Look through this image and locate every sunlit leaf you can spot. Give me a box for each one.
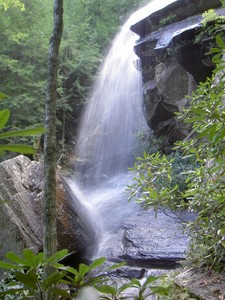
[106,261,126,271]
[96,285,116,295]
[5,251,27,266]
[0,144,35,154]
[44,249,69,266]
[78,263,89,277]
[0,109,10,130]
[0,91,7,100]
[89,257,106,270]
[0,127,45,139]
[0,260,24,269]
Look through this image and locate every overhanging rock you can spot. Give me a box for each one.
[131,0,221,37]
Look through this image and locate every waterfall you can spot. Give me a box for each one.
[68,0,178,257]
[75,19,147,180]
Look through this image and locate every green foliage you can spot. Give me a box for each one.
[128,151,179,211]
[0,249,70,299]
[131,275,170,299]
[0,106,44,156]
[201,9,221,27]
[133,132,168,158]
[0,249,170,299]
[129,35,225,271]
[194,9,225,52]
[96,274,170,300]
[96,282,132,300]
[0,0,24,11]
[0,0,147,161]
[128,151,197,212]
[174,37,225,270]
[0,0,52,135]
[159,13,177,26]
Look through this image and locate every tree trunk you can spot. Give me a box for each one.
[43,0,63,292]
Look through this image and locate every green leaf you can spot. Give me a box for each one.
[118,282,133,293]
[143,275,163,288]
[106,261,126,271]
[0,288,24,295]
[216,35,225,48]
[209,124,218,141]
[0,144,35,154]
[150,285,170,296]
[130,278,141,287]
[0,91,7,100]
[5,251,27,266]
[219,126,225,138]
[22,249,44,268]
[0,109,10,130]
[89,257,106,271]
[43,271,66,290]
[58,265,79,276]
[88,275,109,286]
[78,263,90,277]
[0,260,24,269]
[96,285,116,295]
[44,249,69,266]
[0,127,45,139]
[15,270,38,290]
[51,287,71,298]
[210,47,222,53]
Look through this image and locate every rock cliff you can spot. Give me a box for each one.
[131,0,224,145]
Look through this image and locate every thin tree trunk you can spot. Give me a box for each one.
[43,0,63,290]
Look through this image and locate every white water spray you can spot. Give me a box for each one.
[69,0,178,257]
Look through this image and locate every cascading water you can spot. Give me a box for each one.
[68,0,178,258]
[74,16,148,180]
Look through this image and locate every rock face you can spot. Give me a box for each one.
[131,0,224,145]
[0,155,97,262]
[175,268,225,300]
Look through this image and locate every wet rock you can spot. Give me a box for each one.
[98,208,193,268]
[0,155,97,263]
[131,0,221,37]
[113,267,146,279]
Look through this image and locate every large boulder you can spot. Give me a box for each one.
[0,155,97,262]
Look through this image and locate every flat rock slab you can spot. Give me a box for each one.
[97,208,193,268]
[175,268,225,300]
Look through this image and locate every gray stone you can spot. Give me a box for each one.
[0,155,97,264]
[96,208,193,268]
[175,268,225,300]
